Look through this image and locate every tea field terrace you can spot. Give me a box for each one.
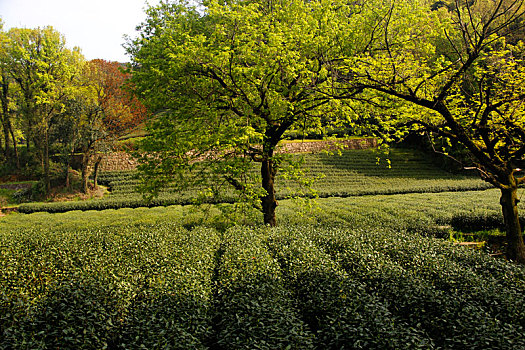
[17,148,491,213]
[2,190,525,349]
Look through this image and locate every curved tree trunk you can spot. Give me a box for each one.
[500,186,525,264]
[93,154,103,190]
[261,158,277,227]
[80,151,91,194]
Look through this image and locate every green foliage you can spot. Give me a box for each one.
[2,196,525,348]
[117,226,219,349]
[127,0,385,224]
[17,149,490,214]
[4,26,86,192]
[213,227,315,349]
[340,0,525,259]
[265,226,433,349]
[0,224,220,349]
[308,225,525,349]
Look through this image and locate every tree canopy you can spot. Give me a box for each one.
[128,0,525,262]
[3,26,85,192]
[0,25,147,195]
[128,0,386,225]
[340,0,525,262]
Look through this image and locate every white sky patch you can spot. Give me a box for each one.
[0,0,161,62]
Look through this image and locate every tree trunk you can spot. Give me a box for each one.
[93,155,103,190]
[0,114,12,163]
[261,158,277,227]
[9,126,20,170]
[65,167,70,189]
[1,120,9,160]
[26,120,31,154]
[0,76,10,162]
[0,125,5,161]
[64,153,71,189]
[43,129,51,194]
[500,186,525,264]
[65,145,75,188]
[81,152,90,194]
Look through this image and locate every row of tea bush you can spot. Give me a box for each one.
[2,218,524,348]
[18,149,490,214]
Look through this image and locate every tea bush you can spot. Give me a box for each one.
[3,190,525,348]
[306,226,525,349]
[18,149,490,213]
[0,224,220,349]
[213,226,314,349]
[264,226,434,349]
[117,226,220,349]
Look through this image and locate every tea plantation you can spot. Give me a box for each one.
[17,149,490,213]
[2,149,525,348]
[2,189,525,349]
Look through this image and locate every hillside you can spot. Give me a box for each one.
[16,148,490,214]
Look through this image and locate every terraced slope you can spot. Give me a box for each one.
[2,193,525,349]
[18,149,490,213]
[281,149,489,197]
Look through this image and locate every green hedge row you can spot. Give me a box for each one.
[105,179,489,198]
[18,183,491,215]
[95,171,137,186]
[0,224,220,349]
[17,194,231,214]
[18,189,515,245]
[264,226,433,349]
[213,227,314,349]
[299,191,512,237]
[307,226,525,349]
[1,221,525,348]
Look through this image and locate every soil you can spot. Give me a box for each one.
[47,184,107,202]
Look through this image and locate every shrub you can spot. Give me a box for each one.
[265,225,433,349]
[3,191,525,349]
[0,224,220,349]
[308,226,525,349]
[213,226,315,349]
[4,279,120,349]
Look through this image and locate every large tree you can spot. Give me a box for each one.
[0,21,20,169]
[6,26,84,192]
[342,0,525,262]
[127,0,374,225]
[74,59,147,193]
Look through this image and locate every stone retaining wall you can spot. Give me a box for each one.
[277,138,377,154]
[98,152,139,172]
[96,138,377,172]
